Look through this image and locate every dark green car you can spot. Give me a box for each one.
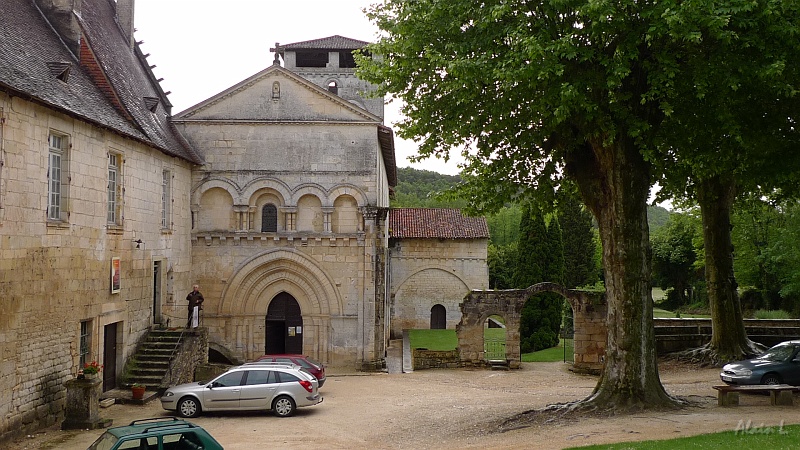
[87,417,223,450]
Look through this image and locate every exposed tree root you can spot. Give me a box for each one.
[672,340,766,367]
[498,394,694,433]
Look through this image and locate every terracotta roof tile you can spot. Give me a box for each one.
[389,208,489,239]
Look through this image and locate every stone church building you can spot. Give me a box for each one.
[0,0,488,441]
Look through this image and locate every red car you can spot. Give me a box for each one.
[258,354,326,387]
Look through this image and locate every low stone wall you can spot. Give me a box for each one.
[655,318,800,354]
[412,349,461,370]
[163,329,208,388]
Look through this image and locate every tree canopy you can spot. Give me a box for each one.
[359,0,799,411]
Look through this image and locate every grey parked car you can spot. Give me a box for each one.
[720,340,800,385]
[161,363,322,418]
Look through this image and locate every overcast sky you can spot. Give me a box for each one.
[133,0,463,175]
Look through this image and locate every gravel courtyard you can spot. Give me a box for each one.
[8,361,800,449]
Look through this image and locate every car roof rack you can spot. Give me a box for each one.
[239,361,299,368]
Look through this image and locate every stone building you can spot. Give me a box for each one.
[0,1,489,442]
[0,0,199,441]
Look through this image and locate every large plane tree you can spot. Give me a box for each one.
[359,0,799,411]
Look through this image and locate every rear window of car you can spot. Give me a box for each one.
[276,371,301,383]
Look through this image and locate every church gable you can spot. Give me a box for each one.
[175,67,378,122]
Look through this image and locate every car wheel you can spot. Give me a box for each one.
[178,397,201,418]
[761,373,782,385]
[272,395,296,417]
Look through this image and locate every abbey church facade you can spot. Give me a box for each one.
[0,0,487,441]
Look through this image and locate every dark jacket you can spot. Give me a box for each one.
[187,291,204,310]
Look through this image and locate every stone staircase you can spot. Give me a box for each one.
[124,329,186,389]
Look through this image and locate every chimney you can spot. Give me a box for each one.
[34,0,83,57]
[115,0,136,49]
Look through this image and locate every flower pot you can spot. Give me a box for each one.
[131,386,146,400]
[83,372,98,380]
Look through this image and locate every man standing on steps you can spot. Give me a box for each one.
[186,284,204,328]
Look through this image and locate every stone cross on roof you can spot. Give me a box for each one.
[270,42,281,65]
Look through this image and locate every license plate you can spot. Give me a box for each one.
[722,376,732,382]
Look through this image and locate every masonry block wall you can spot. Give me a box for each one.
[0,94,193,441]
[172,66,391,369]
[457,284,607,372]
[389,238,489,338]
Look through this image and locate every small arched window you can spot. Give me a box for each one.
[262,203,278,232]
[327,80,338,95]
[430,304,446,329]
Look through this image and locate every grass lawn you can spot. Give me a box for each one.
[568,423,800,449]
[653,307,711,319]
[409,329,571,363]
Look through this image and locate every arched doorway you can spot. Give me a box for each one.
[430,304,446,329]
[265,292,303,354]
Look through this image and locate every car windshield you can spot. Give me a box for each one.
[87,431,118,450]
[760,344,797,362]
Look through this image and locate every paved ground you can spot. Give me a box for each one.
[7,361,800,449]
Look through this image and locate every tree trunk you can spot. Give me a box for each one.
[697,176,760,362]
[566,138,679,411]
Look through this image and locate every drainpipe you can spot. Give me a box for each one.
[0,107,5,211]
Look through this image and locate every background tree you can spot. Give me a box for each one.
[651,213,702,308]
[651,2,800,363]
[557,185,599,289]
[516,206,565,352]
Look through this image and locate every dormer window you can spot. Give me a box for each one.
[144,97,159,113]
[46,62,71,82]
[327,80,338,95]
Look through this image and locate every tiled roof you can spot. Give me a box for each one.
[389,208,490,239]
[0,0,144,141]
[278,35,370,51]
[0,0,201,164]
[78,0,201,163]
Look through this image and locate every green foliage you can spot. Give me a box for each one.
[486,205,522,247]
[754,309,792,320]
[558,186,598,288]
[647,206,672,232]
[487,242,517,290]
[651,212,703,307]
[519,294,563,353]
[513,204,546,288]
[391,167,466,208]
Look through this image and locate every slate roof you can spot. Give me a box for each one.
[0,0,201,164]
[277,35,370,52]
[389,209,489,239]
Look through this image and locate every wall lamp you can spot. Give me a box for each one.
[132,239,144,249]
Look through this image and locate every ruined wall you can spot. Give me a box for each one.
[0,95,194,442]
[457,284,607,373]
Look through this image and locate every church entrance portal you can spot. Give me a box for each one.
[265,292,303,354]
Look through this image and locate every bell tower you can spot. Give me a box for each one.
[271,36,384,120]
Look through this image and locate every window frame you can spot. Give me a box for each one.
[161,169,171,229]
[47,132,68,221]
[107,152,122,225]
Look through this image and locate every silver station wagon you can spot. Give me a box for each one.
[161,363,322,418]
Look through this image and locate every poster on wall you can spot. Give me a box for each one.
[111,257,121,294]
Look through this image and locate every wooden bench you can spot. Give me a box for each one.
[712,384,797,406]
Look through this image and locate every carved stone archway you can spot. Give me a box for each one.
[456,283,607,373]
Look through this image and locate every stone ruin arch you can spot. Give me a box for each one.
[456,282,607,373]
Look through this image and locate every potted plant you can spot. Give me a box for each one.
[80,361,102,380]
[131,383,146,400]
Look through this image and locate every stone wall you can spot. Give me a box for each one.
[389,238,489,337]
[457,284,606,373]
[0,94,194,442]
[163,329,209,388]
[412,349,461,370]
